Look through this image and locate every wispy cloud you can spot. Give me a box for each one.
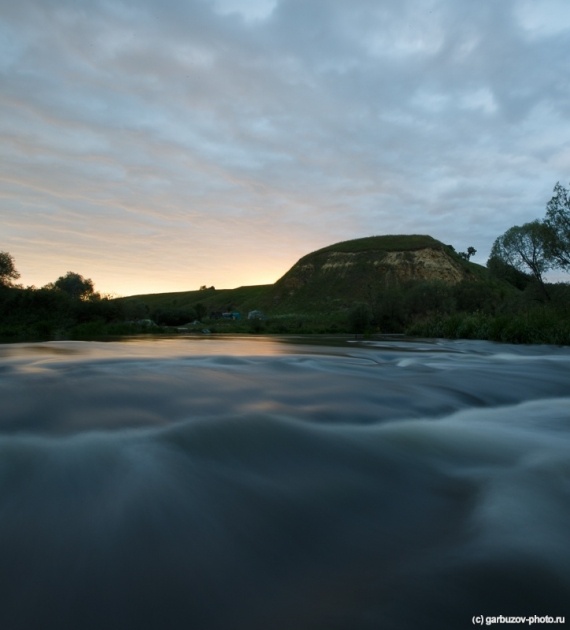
[2,0,570,294]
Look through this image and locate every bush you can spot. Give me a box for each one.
[348,304,371,334]
[407,305,570,345]
[151,307,197,326]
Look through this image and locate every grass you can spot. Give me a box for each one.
[118,284,272,316]
[308,234,445,255]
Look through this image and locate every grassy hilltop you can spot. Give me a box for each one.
[300,234,448,254]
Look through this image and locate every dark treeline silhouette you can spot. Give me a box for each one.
[0,271,123,340]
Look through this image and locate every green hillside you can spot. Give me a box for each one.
[118,234,473,317]
[267,234,487,314]
[115,234,495,333]
[303,234,445,255]
[119,234,489,316]
[117,284,272,321]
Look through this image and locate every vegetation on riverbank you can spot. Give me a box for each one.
[1,183,569,344]
[2,271,568,345]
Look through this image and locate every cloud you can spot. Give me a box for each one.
[2,0,570,294]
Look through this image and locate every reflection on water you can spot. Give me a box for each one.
[0,336,569,629]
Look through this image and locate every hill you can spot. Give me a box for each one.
[117,234,489,326]
[119,284,272,323]
[268,234,486,313]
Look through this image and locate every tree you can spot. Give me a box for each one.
[0,251,20,287]
[487,255,532,290]
[544,182,570,269]
[458,246,477,261]
[54,271,97,301]
[489,221,551,298]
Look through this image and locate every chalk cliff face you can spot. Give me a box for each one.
[271,235,476,307]
[303,248,464,283]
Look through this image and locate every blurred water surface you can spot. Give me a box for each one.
[1,335,569,629]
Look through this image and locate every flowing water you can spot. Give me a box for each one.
[0,335,569,629]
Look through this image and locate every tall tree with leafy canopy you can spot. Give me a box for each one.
[489,221,552,298]
[0,251,20,287]
[544,181,570,270]
[54,272,97,301]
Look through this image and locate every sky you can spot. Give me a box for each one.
[2,0,570,296]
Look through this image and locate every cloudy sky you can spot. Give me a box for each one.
[2,0,570,296]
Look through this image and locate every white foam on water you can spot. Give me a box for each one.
[0,337,569,629]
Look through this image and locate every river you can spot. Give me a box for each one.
[0,335,569,629]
